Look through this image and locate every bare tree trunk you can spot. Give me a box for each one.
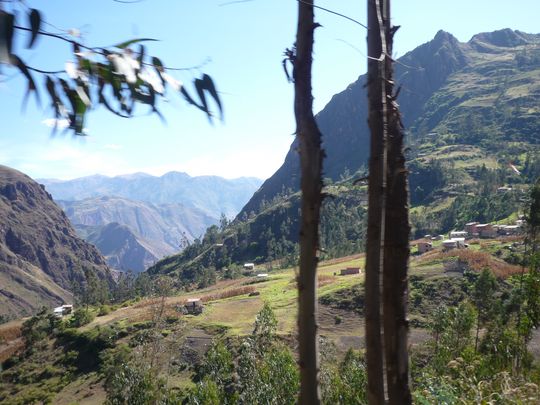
[294,1,323,404]
[365,0,386,402]
[383,68,412,405]
[366,0,411,403]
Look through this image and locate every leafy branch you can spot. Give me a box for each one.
[0,6,223,134]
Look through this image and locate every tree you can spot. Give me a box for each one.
[365,0,412,403]
[472,268,497,351]
[290,1,324,403]
[0,2,222,135]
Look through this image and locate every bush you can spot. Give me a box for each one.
[69,308,95,327]
[98,305,111,316]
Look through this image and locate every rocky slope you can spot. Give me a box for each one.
[85,222,161,272]
[0,165,112,318]
[58,196,216,271]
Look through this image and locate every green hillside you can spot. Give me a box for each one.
[2,237,538,403]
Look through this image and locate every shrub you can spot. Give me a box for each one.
[98,305,111,316]
[69,308,95,327]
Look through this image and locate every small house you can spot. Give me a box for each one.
[243,263,255,271]
[185,298,203,315]
[256,273,268,279]
[465,222,479,236]
[500,225,521,235]
[442,238,466,251]
[53,304,73,317]
[340,267,361,276]
[417,241,433,254]
[476,224,497,238]
[450,231,468,239]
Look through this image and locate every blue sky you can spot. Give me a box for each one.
[1,0,539,180]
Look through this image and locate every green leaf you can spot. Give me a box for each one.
[27,9,41,49]
[151,56,164,71]
[45,76,64,134]
[137,44,145,68]
[113,38,158,49]
[194,78,210,120]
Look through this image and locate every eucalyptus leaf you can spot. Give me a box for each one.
[27,9,41,48]
[11,55,40,108]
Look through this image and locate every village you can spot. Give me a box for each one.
[415,217,526,254]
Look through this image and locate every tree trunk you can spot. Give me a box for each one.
[366,0,412,403]
[365,0,386,402]
[294,1,323,404]
[383,63,412,405]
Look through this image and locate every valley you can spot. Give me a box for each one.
[1,236,537,403]
[0,24,539,404]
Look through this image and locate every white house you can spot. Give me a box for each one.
[53,304,73,317]
[450,231,468,239]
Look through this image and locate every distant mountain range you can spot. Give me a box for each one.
[57,196,216,272]
[40,172,262,272]
[40,172,262,219]
[0,165,112,318]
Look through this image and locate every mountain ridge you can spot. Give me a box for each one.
[239,28,540,218]
[39,171,263,220]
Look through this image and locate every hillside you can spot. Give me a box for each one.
[148,29,539,279]
[58,196,216,271]
[241,29,539,216]
[85,222,162,272]
[40,172,262,219]
[0,166,112,319]
[1,237,538,403]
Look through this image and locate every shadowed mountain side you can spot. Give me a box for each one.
[0,165,112,318]
[86,222,162,272]
[239,30,469,216]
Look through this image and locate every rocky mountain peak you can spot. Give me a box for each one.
[470,28,530,48]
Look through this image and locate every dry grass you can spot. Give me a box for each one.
[423,249,522,278]
[319,253,363,267]
[200,286,256,302]
[0,321,22,342]
[317,274,336,287]
[0,339,24,363]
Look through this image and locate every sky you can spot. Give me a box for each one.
[1,0,539,181]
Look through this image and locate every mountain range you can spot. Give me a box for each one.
[40,172,262,219]
[58,196,216,271]
[40,172,262,272]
